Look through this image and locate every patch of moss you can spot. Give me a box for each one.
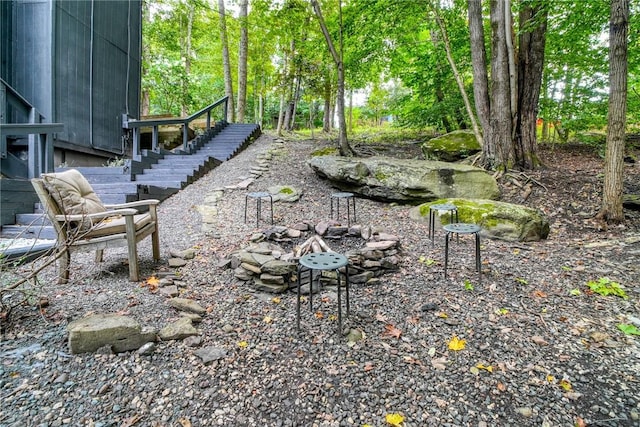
[374,171,390,182]
[279,187,294,195]
[311,147,338,157]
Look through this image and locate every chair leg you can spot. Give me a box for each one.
[151,226,160,261]
[58,248,70,284]
[125,216,139,282]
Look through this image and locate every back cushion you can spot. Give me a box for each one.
[42,170,106,227]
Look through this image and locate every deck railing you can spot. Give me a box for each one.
[122,96,229,161]
[0,78,64,178]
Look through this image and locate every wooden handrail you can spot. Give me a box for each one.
[122,96,229,160]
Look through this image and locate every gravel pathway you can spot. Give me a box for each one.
[1,133,639,427]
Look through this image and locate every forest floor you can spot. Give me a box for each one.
[1,132,639,427]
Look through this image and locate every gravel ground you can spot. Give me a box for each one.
[1,132,639,427]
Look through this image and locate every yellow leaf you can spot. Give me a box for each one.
[385,413,405,426]
[476,363,493,372]
[146,276,159,286]
[547,375,555,383]
[559,379,572,391]
[272,297,281,304]
[329,314,337,321]
[448,335,466,351]
[263,316,273,324]
[238,341,248,348]
[437,312,448,319]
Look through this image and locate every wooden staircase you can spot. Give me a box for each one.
[0,123,261,240]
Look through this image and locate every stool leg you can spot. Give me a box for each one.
[444,231,450,278]
[256,198,262,227]
[330,197,334,219]
[337,269,342,335]
[297,265,302,330]
[244,195,249,223]
[345,264,350,316]
[269,196,274,224]
[346,199,351,227]
[475,233,482,284]
[309,270,314,312]
[353,197,356,223]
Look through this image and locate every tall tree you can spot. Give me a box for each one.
[237,0,249,122]
[310,0,353,156]
[468,0,548,171]
[598,0,629,223]
[218,0,235,122]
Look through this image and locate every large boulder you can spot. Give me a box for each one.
[67,314,157,354]
[308,155,499,204]
[409,198,550,242]
[421,130,481,161]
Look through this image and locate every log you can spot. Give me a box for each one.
[315,236,334,253]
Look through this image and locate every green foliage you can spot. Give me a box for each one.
[463,280,474,291]
[311,147,338,157]
[586,277,628,299]
[418,255,435,267]
[617,324,640,336]
[515,277,529,285]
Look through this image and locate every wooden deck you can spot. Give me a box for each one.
[0,123,261,240]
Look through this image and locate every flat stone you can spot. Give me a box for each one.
[168,258,188,268]
[259,273,285,285]
[194,346,228,365]
[158,317,198,341]
[169,248,196,260]
[167,298,207,315]
[261,259,296,275]
[365,240,397,250]
[159,285,179,297]
[241,262,262,274]
[67,314,157,354]
[253,279,289,293]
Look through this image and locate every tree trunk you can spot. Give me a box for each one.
[487,0,515,170]
[432,4,483,147]
[323,73,332,132]
[468,0,491,136]
[237,0,248,123]
[218,0,234,122]
[598,0,629,223]
[311,0,354,156]
[515,1,547,169]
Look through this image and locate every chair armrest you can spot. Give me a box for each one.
[53,208,138,222]
[103,199,160,210]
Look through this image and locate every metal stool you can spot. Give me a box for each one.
[443,223,481,283]
[330,192,356,226]
[244,192,273,227]
[297,252,350,334]
[428,203,458,243]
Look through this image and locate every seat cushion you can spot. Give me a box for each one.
[42,169,106,229]
[84,213,154,238]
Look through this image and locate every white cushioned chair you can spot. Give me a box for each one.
[31,169,160,283]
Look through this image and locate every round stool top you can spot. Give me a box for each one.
[443,223,481,234]
[299,252,348,270]
[430,203,457,211]
[247,191,271,198]
[331,192,354,198]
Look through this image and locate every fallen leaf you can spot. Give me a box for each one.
[559,379,572,391]
[531,335,549,346]
[385,413,405,426]
[575,417,587,427]
[435,398,448,408]
[431,357,447,370]
[314,311,324,319]
[178,418,192,427]
[121,414,143,427]
[271,297,281,304]
[238,341,248,348]
[437,312,448,319]
[263,316,273,324]
[497,382,506,392]
[364,362,375,371]
[448,335,466,351]
[375,312,388,322]
[476,363,493,372]
[383,324,402,339]
[532,290,547,298]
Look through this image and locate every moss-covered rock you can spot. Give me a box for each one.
[409,198,550,242]
[421,130,481,161]
[308,155,499,204]
[268,185,302,202]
